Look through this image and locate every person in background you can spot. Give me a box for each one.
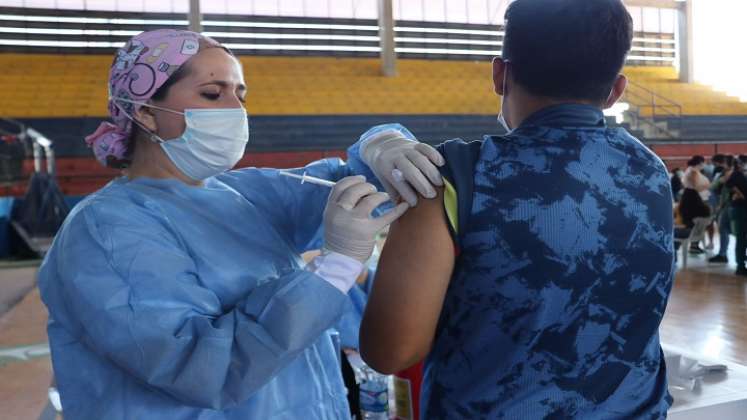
[37,29,444,419]
[739,155,747,174]
[672,212,691,261]
[725,158,747,276]
[708,155,734,264]
[710,154,726,180]
[360,0,674,418]
[683,155,711,201]
[701,155,717,181]
[703,155,726,250]
[678,181,712,255]
[676,183,711,232]
[671,167,684,202]
[682,155,712,252]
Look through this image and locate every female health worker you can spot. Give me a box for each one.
[38,29,443,419]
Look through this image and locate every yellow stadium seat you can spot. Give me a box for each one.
[1,54,746,118]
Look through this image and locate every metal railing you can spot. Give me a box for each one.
[0,117,55,175]
[0,117,22,137]
[0,118,61,256]
[27,128,55,177]
[0,118,27,183]
[622,80,683,139]
[624,80,683,120]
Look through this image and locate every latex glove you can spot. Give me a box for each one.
[360,129,445,206]
[324,176,409,262]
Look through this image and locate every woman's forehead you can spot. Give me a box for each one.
[186,49,244,83]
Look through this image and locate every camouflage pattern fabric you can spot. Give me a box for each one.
[424,104,674,419]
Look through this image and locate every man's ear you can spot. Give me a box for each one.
[133,105,158,133]
[604,74,628,109]
[492,57,508,96]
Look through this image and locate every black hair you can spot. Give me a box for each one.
[502,0,633,103]
[150,64,191,102]
[724,155,735,168]
[712,154,726,164]
[687,156,705,167]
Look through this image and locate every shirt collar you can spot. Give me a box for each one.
[516,103,607,131]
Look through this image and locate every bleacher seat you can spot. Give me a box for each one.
[1,52,746,196]
[1,54,745,119]
[625,67,747,117]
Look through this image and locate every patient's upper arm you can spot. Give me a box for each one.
[360,190,456,373]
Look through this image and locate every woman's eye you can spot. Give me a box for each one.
[201,92,220,100]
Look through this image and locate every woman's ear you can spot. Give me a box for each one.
[133,105,158,133]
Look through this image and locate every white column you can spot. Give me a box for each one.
[378,0,397,77]
[677,0,693,83]
[188,0,202,33]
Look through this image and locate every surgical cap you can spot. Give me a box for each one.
[85,29,221,166]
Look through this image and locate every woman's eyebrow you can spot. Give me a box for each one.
[199,80,247,91]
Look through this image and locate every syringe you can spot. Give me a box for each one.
[279,171,337,188]
[281,169,404,188]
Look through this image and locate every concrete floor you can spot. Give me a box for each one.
[0,266,38,316]
[0,266,55,419]
[0,249,745,418]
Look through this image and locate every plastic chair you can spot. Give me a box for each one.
[674,217,712,269]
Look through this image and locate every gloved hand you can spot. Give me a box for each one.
[360,129,445,206]
[324,176,410,262]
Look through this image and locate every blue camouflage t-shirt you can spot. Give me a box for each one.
[425,104,674,419]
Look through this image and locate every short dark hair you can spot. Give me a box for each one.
[687,155,705,167]
[712,154,726,164]
[502,0,633,103]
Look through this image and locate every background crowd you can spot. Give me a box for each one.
[672,154,747,275]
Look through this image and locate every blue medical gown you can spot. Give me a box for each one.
[303,217,377,352]
[335,273,374,350]
[38,125,413,419]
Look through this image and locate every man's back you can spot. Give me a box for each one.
[425,104,674,419]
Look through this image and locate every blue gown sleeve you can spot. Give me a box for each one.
[217,159,343,254]
[217,123,418,254]
[335,269,374,349]
[52,200,348,410]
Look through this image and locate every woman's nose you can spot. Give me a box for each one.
[222,94,243,108]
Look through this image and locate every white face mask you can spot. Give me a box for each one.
[114,97,249,180]
[497,60,512,134]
